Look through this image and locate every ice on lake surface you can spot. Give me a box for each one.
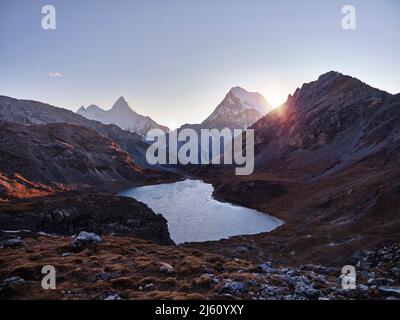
[119,179,284,244]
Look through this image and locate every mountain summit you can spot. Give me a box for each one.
[178,86,273,134]
[111,96,135,112]
[251,71,396,175]
[201,86,273,130]
[77,96,169,138]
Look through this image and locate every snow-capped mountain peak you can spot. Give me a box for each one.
[77,106,86,113]
[200,87,273,130]
[229,86,271,114]
[111,96,135,112]
[76,96,168,138]
[86,104,103,112]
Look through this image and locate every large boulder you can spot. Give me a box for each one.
[70,231,104,249]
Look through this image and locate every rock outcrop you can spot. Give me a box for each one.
[0,194,174,245]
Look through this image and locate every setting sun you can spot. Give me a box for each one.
[263,86,288,108]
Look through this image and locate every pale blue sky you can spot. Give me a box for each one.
[0,0,399,129]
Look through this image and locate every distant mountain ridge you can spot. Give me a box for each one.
[77,96,169,138]
[0,95,151,167]
[201,86,273,130]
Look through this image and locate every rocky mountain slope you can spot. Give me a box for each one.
[0,121,173,201]
[77,96,169,138]
[251,71,400,176]
[195,71,400,265]
[0,96,151,167]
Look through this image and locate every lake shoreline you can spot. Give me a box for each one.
[119,179,284,244]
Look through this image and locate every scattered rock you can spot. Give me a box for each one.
[385,296,399,300]
[232,246,250,255]
[159,262,175,274]
[93,272,118,282]
[2,238,26,249]
[143,283,155,291]
[391,267,400,279]
[100,292,124,300]
[0,276,25,289]
[248,279,257,286]
[295,283,320,299]
[377,286,400,298]
[257,262,276,273]
[70,231,104,250]
[221,281,248,295]
[301,264,338,275]
[260,285,285,300]
[61,252,73,257]
[367,278,394,287]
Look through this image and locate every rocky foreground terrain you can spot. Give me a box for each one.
[1,230,399,300]
[0,95,152,167]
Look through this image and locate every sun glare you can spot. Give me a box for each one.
[260,84,289,108]
[266,90,288,108]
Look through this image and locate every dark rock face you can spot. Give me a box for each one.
[0,195,174,245]
[251,71,400,177]
[77,96,169,139]
[0,121,144,200]
[214,180,290,208]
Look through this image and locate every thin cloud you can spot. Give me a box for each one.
[48,72,63,78]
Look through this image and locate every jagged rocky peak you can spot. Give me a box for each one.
[286,70,389,114]
[251,71,399,178]
[226,86,272,115]
[76,104,104,114]
[87,104,103,111]
[111,96,135,112]
[76,96,169,138]
[77,105,86,113]
[198,86,273,130]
